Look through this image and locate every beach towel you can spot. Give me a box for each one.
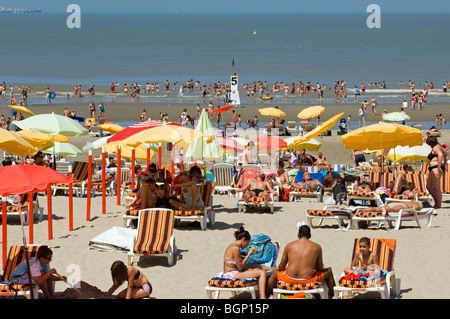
[242,233,276,266]
[88,226,136,252]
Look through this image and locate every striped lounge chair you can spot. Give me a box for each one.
[272,267,332,299]
[205,242,280,299]
[0,245,41,299]
[51,161,95,197]
[306,205,353,229]
[347,172,394,205]
[212,163,235,195]
[127,209,176,267]
[334,238,400,299]
[289,171,324,202]
[385,171,432,204]
[173,182,214,231]
[0,193,41,225]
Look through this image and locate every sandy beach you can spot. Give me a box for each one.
[1,123,450,300]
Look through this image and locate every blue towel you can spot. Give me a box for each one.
[242,233,276,266]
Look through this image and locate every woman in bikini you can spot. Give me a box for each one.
[426,136,448,208]
[353,177,373,194]
[107,260,152,299]
[222,227,273,299]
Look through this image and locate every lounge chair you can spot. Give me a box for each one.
[334,238,400,299]
[286,121,299,136]
[0,245,41,299]
[127,209,176,267]
[212,163,235,195]
[289,170,324,202]
[352,201,437,230]
[306,205,353,229]
[205,242,280,299]
[51,161,95,197]
[0,193,41,225]
[347,172,394,205]
[173,182,214,231]
[385,171,432,204]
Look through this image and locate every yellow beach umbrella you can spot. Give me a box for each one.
[99,123,124,134]
[293,112,344,146]
[297,105,325,119]
[0,127,38,156]
[341,122,423,151]
[119,124,213,148]
[258,107,286,117]
[9,105,35,116]
[17,129,70,144]
[284,137,322,151]
[104,142,156,161]
[385,144,432,163]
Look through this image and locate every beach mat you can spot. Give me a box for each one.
[88,226,136,252]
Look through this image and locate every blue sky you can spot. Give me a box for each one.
[3,0,450,14]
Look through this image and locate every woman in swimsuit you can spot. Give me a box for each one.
[222,227,271,299]
[355,200,422,217]
[107,260,152,299]
[353,177,373,194]
[426,136,448,208]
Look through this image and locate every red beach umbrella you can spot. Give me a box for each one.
[217,136,244,152]
[252,136,287,151]
[0,165,74,270]
[207,105,235,114]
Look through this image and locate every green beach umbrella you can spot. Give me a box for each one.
[42,142,84,157]
[12,112,89,136]
[185,109,222,161]
[383,112,410,123]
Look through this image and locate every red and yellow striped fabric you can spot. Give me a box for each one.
[307,210,349,217]
[208,279,257,288]
[133,210,174,255]
[276,281,322,291]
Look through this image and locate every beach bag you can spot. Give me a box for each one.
[333,182,347,204]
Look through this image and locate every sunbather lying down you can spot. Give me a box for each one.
[231,171,277,204]
[355,200,422,217]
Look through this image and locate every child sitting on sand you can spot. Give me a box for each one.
[107,260,152,299]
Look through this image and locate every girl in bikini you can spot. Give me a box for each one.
[222,227,273,299]
[107,260,152,299]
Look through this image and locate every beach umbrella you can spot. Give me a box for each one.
[385,144,432,163]
[341,123,423,151]
[8,105,35,116]
[185,109,222,160]
[16,129,70,144]
[258,107,286,117]
[383,112,410,122]
[252,136,287,151]
[41,142,83,157]
[284,137,322,151]
[297,105,325,119]
[293,112,344,146]
[98,123,124,134]
[207,105,235,114]
[12,112,89,137]
[104,142,156,161]
[0,127,38,156]
[107,120,181,144]
[83,135,112,151]
[217,136,244,152]
[0,165,74,292]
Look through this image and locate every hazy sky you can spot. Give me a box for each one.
[4,0,450,14]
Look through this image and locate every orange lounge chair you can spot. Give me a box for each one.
[334,238,400,299]
[127,209,176,266]
[0,193,41,225]
[306,205,353,229]
[0,245,41,299]
[51,161,95,197]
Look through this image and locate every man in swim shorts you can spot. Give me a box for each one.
[231,170,277,204]
[266,225,335,298]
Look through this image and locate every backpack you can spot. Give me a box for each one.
[333,182,347,204]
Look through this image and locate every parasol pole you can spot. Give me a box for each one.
[28,193,34,245]
[158,143,162,168]
[131,147,136,190]
[180,149,184,173]
[116,146,121,206]
[68,171,73,231]
[101,147,106,215]
[47,185,53,240]
[86,150,92,221]
[2,200,7,269]
[146,144,150,168]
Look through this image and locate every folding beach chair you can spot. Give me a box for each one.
[0,245,41,299]
[0,193,42,225]
[289,170,324,202]
[127,209,176,266]
[334,238,400,299]
[51,161,95,197]
[212,163,235,195]
[173,182,214,231]
[205,242,280,299]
